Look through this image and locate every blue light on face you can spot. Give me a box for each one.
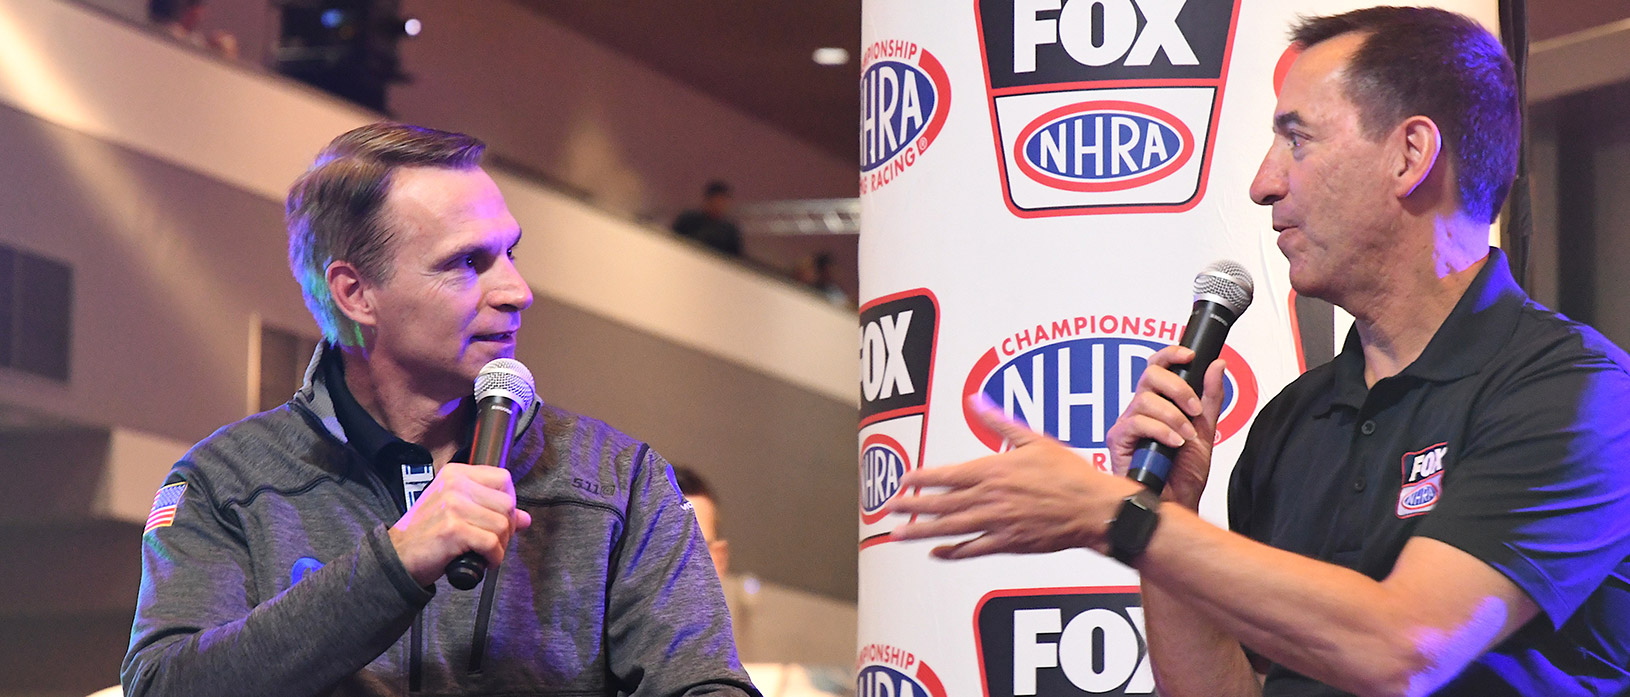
[320,9,346,29]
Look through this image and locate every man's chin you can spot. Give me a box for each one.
[467,338,519,361]
[1287,270,1335,303]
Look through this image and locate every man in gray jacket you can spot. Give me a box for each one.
[122,122,757,697]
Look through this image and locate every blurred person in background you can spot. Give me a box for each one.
[672,465,852,697]
[148,0,238,59]
[673,464,731,578]
[791,252,850,307]
[672,180,744,257]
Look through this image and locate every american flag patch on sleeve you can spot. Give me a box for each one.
[144,482,187,534]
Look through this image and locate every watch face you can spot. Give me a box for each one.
[1110,492,1161,563]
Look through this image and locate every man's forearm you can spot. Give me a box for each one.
[1141,579,1261,697]
[124,527,430,697]
[1134,506,1524,697]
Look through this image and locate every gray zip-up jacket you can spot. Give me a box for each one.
[122,352,757,697]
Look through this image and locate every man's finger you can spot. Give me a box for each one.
[897,459,993,491]
[932,535,991,560]
[467,528,505,566]
[1196,359,1228,440]
[931,533,1016,560]
[889,511,992,541]
[1114,413,1189,452]
[1135,360,1204,417]
[1125,391,1199,442]
[460,480,521,516]
[460,464,516,492]
[888,484,983,516]
[450,497,513,536]
[968,394,1046,448]
[1147,345,1196,370]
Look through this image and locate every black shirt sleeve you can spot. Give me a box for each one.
[1415,339,1630,629]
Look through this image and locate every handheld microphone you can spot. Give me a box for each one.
[1127,261,1254,494]
[445,358,536,591]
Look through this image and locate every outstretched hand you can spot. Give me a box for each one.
[887,396,1143,560]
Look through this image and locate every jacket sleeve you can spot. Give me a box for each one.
[121,464,434,697]
[604,447,761,697]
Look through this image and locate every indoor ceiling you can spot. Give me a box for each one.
[511,0,860,164]
[510,0,1627,167]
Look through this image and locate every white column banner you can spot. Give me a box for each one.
[856,1,1499,696]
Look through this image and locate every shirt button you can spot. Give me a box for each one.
[1360,420,1376,435]
[1353,479,1367,492]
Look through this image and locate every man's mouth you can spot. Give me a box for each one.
[471,331,515,343]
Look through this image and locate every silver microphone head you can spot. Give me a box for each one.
[474,358,536,410]
[1193,260,1255,316]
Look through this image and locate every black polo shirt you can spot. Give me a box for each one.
[1228,249,1630,696]
[321,346,469,513]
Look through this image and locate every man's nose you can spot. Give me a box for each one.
[1250,148,1286,207]
[490,257,533,312]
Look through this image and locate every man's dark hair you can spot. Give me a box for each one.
[287,122,486,346]
[670,464,715,500]
[703,180,732,199]
[1292,6,1519,224]
[149,0,203,24]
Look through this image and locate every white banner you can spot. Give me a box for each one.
[856,1,1499,696]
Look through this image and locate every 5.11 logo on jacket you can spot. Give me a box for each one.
[975,0,1242,217]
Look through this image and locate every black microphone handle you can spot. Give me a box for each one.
[1126,300,1238,494]
[445,395,521,591]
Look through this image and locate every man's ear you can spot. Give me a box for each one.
[326,261,378,331]
[1394,115,1443,200]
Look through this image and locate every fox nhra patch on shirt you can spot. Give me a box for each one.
[1397,442,1447,518]
[144,482,186,534]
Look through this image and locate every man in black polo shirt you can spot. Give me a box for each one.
[889,7,1630,696]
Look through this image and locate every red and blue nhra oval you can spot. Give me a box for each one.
[859,433,913,524]
[1400,478,1441,514]
[961,337,1257,453]
[857,661,947,697]
[1012,100,1195,192]
[859,50,952,173]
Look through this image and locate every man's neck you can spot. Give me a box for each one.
[338,346,468,467]
[1348,233,1489,387]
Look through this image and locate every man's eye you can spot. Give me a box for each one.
[463,254,477,268]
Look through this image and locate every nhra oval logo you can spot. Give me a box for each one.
[860,434,913,524]
[860,41,952,194]
[1014,101,1194,192]
[857,644,947,697]
[1401,483,1440,511]
[962,315,1257,458]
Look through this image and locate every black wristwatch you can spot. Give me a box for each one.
[1108,489,1162,565]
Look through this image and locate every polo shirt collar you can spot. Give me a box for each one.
[1312,247,1525,415]
[1320,332,1370,415]
[319,344,435,468]
[1398,247,1526,383]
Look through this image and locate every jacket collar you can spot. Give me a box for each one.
[292,343,541,451]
